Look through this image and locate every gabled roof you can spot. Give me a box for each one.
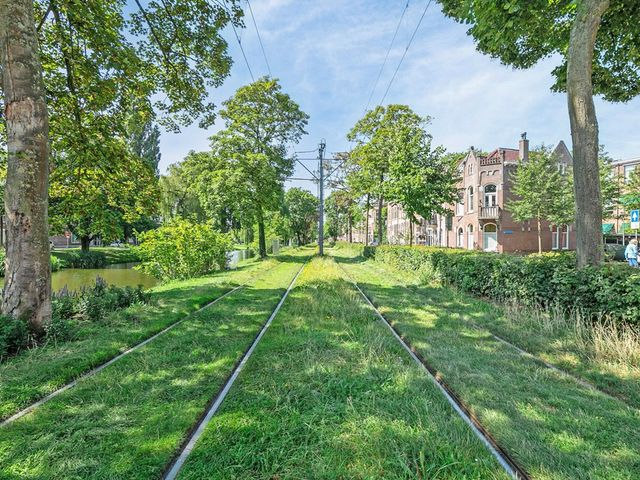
[484,147,520,164]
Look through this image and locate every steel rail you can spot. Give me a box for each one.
[336,261,531,480]
[162,261,307,480]
[1,261,282,427]
[365,260,633,409]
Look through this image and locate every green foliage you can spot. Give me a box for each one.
[285,187,318,245]
[0,316,30,362]
[59,251,108,269]
[364,245,640,324]
[0,278,149,361]
[347,105,457,244]
[136,220,232,280]
[508,146,573,252]
[438,1,640,102]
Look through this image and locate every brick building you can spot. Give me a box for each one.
[447,134,575,252]
[605,156,640,235]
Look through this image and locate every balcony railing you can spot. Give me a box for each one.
[479,206,500,219]
[480,157,502,166]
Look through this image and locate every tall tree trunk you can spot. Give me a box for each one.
[0,0,51,332]
[80,236,91,252]
[348,214,352,243]
[365,194,370,246]
[409,219,414,247]
[537,217,542,254]
[567,0,609,267]
[257,211,267,258]
[377,195,383,244]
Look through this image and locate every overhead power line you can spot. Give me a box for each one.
[363,0,410,113]
[246,0,272,76]
[379,0,433,106]
[222,0,255,81]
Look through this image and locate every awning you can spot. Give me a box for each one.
[602,223,614,234]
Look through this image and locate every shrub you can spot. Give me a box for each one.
[0,315,30,361]
[60,250,107,269]
[50,255,63,272]
[136,220,232,280]
[73,277,150,322]
[363,245,640,324]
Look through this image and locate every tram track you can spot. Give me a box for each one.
[1,260,283,428]
[335,261,531,480]
[162,261,306,480]
[362,258,635,409]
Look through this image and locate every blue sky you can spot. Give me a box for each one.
[158,0,640,193]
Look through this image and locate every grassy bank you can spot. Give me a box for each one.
[355,245,640,409]
[51,246,141,266]
[0,255,277,422]
[176,257,507,479]
[332,245,640,479]
[0,250,310,478]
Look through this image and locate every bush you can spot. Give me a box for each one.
[363,245,640,324]
[0,315,30,361]
[50,255,63,272]
[136,220,232,280]
[60,250,107,269]
[72,277,150,322]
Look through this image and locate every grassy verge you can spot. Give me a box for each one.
[358,246,640,409]
[0,250,309,479]
[52,246,141,265]
[0,255,277,421]
[176,257,507,480]
[332,246,640,480]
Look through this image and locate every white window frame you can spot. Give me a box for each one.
[467,186,474,212]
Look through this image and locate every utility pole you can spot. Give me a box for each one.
[318,139,326,256]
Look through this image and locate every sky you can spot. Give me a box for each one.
[158,0,640,193]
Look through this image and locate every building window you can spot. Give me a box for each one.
[557,162,566,175]
[457,227,464,247]
[467,224,474,250]
[624,164,637,183]
[483,223,498,252]
[468,163,473,175]
[467,186,474,212]
[456,191,464,216]
[552,225,569,250]
[484,184,497,207]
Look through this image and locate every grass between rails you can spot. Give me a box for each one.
[0,255,278,422]
[176,257,508,480]
[361,247,640,409]
[331,246,640,480]
[0,249,310,479]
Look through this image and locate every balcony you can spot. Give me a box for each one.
[479,206,500,219]
[480,157,502,167]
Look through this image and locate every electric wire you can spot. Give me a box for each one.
[222,0,255,81]
[379,0,433,106]
[363,0,410,113]
[246,0,272,76]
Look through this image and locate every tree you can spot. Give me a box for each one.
[508,147,574,253]
[128,116,161,175]
[0,0,243,329]
[438,0,640,267]
[285,187,318,245]
[0,0,51,332]
[209,78,309,258]
[384,116,459,246]
[325,190,355,242]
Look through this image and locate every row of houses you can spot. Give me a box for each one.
[350,133,639,253]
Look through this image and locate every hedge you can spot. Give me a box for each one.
[361,245,640,324]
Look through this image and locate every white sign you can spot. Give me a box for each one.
[631,209,640,230]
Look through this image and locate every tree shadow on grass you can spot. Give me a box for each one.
[0,282,290,479]
[353,277,640,479]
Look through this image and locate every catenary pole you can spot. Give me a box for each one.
[318,140,326,256]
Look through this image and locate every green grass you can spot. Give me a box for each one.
[52,246,141,265]
[331,245,640,480]
[0,255,277,422]
[176,257,507,480]
[0,250,310,479]
[358,247,640,410]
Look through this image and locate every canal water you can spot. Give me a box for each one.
[0,250,253,293]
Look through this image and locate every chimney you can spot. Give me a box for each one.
[519,132,529,162]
